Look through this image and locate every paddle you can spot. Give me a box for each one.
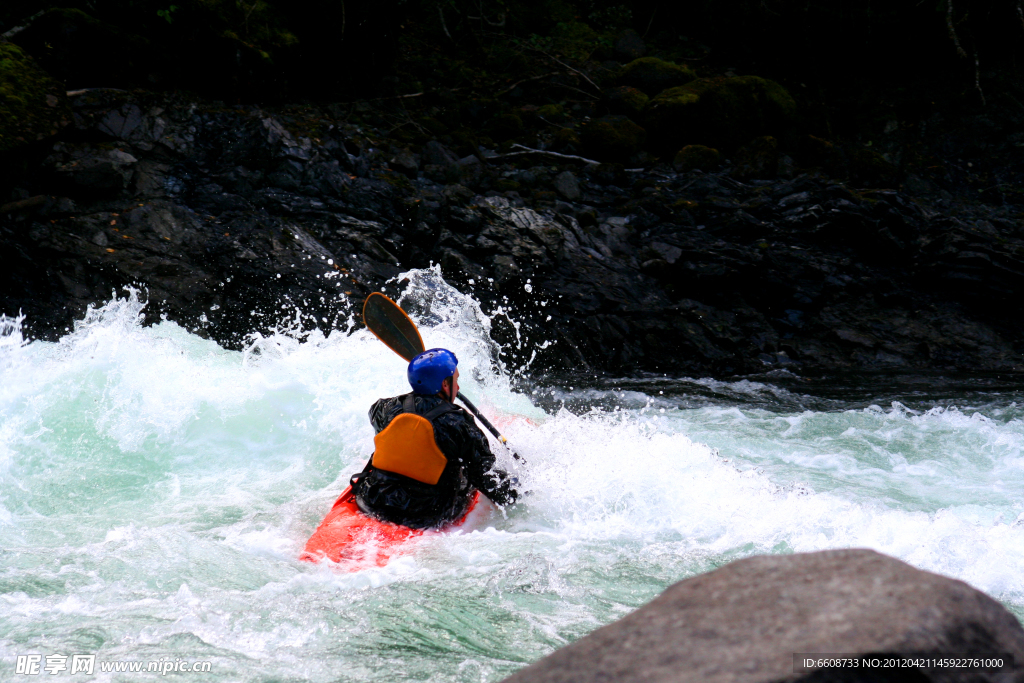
[362,293,523,461]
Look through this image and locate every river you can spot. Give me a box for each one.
[2,269,1023,681]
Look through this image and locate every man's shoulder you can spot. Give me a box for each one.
[432,404,477,434]
[372,395,404,412]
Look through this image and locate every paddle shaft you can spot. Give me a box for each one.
[457,391,521,461]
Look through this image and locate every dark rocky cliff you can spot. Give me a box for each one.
[3,1,1024,379]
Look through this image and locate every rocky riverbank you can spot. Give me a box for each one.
[3,84,1024,379]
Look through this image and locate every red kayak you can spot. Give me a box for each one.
[300,487,481,570]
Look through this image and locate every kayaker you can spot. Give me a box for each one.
[351,348,519,529]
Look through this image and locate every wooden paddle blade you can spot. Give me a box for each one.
[362,293,425,361]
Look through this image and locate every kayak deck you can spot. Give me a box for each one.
[300,486,480,571]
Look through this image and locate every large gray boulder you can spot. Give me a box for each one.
[501,549,1024,683]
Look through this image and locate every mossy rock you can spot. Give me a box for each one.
[644,75,796,154]
[732,135,779,179]
[537,103,566,123]
[550,20,602,61]
[673,145,721,172]
[615,57,695,96]
[551,128,581,153]
[603,86,649,118]
[0,43,71,154]
[580,115,646,163]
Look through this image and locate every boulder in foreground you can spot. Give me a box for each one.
[501,549,1024,683]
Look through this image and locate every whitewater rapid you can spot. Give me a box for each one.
[2,269,1024,681]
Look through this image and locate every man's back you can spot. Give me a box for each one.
[354,393,518,529]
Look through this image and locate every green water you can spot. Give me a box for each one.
[2,276,1024,681]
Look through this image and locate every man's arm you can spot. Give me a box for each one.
[368,397,399,433]
[457,414,519,506]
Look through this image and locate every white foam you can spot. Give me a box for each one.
[2,272,1024,681]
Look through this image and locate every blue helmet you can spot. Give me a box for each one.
[408,348,458,395]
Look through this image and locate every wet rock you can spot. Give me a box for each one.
[53,147,138,197]
[673,145,721,172]
[420,140,459,168]
[615,57,695,96]
[644,75,796,154]
[5,90,1024,378]
[388,148,419,177]
[580,115,646,164]
[553,171,581,201]
[500,549,1024,683]
[0,43,71,154]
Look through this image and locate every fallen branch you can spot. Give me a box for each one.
[487,144,601,165]
[467,12,505,27]
[947,0,968,58]
[357,92,426,103]
[438,6,452,40]
[642,7,658,39]
[1,10,45,39]
[534,50,603,95]
[66,88,128,97]
[555,82,601,100]
[496,72,559,97]
[974,50,986,105]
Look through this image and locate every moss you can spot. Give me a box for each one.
[615,57,695,96]
[732,135,779,179]
[603,85,649,118]
[380,169,413,192]
[551,128,581,153]
[0,43,70,154]
[644,75,796,154]
[549,20,602,61]
[580,114,646,163]
[537,103,565,122]
[673,145,721,172]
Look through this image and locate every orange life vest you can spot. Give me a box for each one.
[371,395,457,485]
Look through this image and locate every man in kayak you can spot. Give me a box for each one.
[351,348,519,529]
